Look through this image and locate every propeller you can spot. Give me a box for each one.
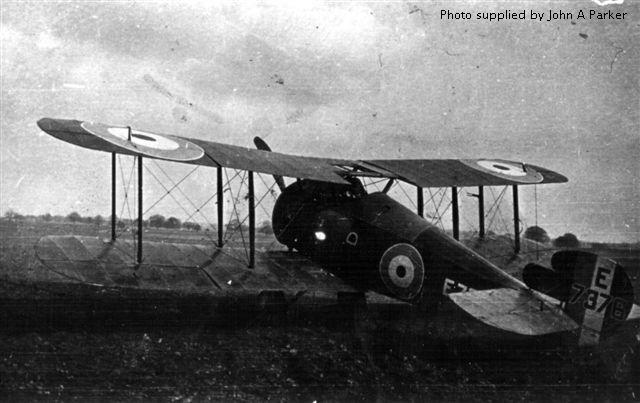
[253,136,286,191]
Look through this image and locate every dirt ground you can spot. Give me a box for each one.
[1,220,639,402]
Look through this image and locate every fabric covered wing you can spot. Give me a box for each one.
[188,138,349,184]
[37,118,350,184]
[38,117,567,187]
[363,159,567,186]
[448,288,579,336]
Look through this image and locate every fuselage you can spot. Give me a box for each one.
[272,179,527,302]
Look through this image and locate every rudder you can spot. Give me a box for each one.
[524,250,635,345]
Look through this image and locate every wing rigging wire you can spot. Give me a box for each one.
[221,171,280,261]
[427,188,453,232]
[535,184,539,259]
[486,186,511,236]
[363,177,387,193]
[116,154,136,237]
[143,165,218,247]
[395,181,418,211]
[256,173,282,252]
[142,165,200,215]
[457,187,478,234]
[140,163,250,268]
[256,173,278,218]
[224,169,249,262]
[151,161,219,232]
[138,162,282,267]
[115,155,140,257]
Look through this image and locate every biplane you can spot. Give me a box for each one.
[35,117,639,347]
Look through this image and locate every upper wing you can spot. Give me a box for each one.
[360,159,567,187]
[37,117,568,187]
[37,118,351,184]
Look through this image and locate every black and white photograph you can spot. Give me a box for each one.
[1,0,638,401]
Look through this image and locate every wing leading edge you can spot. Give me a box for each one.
[37,117,568,187]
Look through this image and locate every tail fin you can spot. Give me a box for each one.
[524,250,635,345]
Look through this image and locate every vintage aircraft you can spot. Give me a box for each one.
[35,117,639,348]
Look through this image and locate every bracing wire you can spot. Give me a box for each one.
[113,161,284,270]
[396,181,417,210]
[142,165,200,215]
[457,188,477,235]
[151,161,218,231]
[183,169,243,225]
[256,174,279,218]
[424,188,441,208]
[486,186,510,235]
[498,187,513,236]
[224,169,249,263]
[433,189,451,231]
[117,155,136,231]
[485,186,502,233]
[365,177,386,193]
[144,166,219,246]
[535,184,539,259]
[424,188,447,231]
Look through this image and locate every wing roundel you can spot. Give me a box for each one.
[81,121,206,161]
[37,118,205,162]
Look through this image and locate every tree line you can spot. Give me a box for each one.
[0,209,592,245]
[523,225,580,248]
[3,209,203,231]
[3,209,274,234]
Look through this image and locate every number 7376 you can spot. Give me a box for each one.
[569,283,628,321]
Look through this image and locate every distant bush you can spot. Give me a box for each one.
[227,219,247,231]
[149,214,166,228]
[183,222,201,231]
[66,211,81,223]
[524,226,550,244]
[165,217,182,229]
[4,209,24,220]
[554,233,580,248]
[258,220,273,234]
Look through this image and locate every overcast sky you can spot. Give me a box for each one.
[1,0,638,242]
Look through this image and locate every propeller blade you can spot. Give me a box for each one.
[253,136,286,191]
